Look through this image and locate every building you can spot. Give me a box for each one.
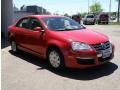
[14,5,51,24]
[26,5,43,14]
[1,0,13,37]
[1,2,51,38]
[13,11,34,22]
[21,5,50,15]
[13,5,19,11]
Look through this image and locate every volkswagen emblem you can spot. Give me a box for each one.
[101,43,106,49]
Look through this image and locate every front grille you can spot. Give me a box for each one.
[92,41,111,53]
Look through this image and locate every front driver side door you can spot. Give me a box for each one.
[23,18,47,55]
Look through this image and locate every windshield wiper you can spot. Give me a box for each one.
[65,28,81,30]
[53,28,83,31]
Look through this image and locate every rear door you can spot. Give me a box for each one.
[15,17,47,55]
[15,18,30,48]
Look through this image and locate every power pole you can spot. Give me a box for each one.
[109,0,111,22]
[117,0,120,23]
[88,0,90,14]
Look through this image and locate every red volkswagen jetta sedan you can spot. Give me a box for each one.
[8,15,114,69]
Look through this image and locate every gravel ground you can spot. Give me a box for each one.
[1,25,120,90]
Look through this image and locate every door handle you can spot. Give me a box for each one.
[33,31,39,32]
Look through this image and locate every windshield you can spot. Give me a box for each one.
[86,15,94,18]
[42,17,83,31]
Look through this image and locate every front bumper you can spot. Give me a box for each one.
[63,44,114,69]
[84,19,95,24]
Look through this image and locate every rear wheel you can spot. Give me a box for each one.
[98,21,100,24]
[11,40,18,53]
[106,22,108,24]
[47,48,64,70]
[92,22,95,25]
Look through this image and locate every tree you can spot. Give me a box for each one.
[89,2,103,13]
[81,12,87,18]
[111,12,117,16]
[64,13,69,17]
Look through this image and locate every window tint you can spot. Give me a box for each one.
[42,17,82,31]
[100,14,109,18]
[16,18,29,29]
[87,15,94,18]
[29,18,42,30]
[72,15,80,19]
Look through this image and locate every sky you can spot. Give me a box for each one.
[13,0,118,15]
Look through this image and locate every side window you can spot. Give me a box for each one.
[16,18,29,29]
[29,18,43,30]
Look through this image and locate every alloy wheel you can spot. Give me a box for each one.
[49,50,61,68]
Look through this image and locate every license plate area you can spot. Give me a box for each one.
[102,48,112,58]
[87,18,92,21]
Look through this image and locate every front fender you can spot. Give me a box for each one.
[46,39,70,56]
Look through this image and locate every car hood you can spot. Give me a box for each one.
[52,29,109,45]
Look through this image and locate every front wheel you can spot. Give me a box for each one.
[47,48,64,70]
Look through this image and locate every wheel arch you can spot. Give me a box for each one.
[46,44,63,58]
[9,36,16,43]
[46,44,65,69]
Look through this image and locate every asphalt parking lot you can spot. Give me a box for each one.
[2,25,120,90]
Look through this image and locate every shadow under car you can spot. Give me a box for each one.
[9,50,118,80]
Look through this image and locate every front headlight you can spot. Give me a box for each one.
[109,40,113,48]
[71,41,92,51]
[109,40,112,44]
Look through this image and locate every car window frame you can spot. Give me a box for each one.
[28,17,44,30]
[15,17,31,30]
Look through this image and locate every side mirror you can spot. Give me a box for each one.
[33,27,44,32]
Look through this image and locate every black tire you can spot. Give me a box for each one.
[95,20,98,24]
[11,40,18,53]
[83,21,87,25]
[106,22,108,24]
[98,21,100,24]
[84,22,87,25]
[83,22,85,25]
[92,22,95,25]
[47,48,65,70]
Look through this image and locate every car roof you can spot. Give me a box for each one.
[23,15,65,19]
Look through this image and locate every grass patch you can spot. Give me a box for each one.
[110,22,120,25]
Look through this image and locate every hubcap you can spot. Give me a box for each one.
[11,41,16,52]
[49,51,60,68]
